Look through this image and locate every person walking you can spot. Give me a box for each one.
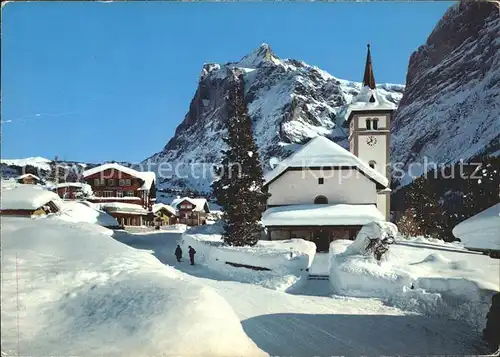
[175,245,182,263]
[188,246,196,265]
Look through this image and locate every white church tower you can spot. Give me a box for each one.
[346,44,395,220]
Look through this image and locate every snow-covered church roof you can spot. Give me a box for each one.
[452,203,500,251]
[344,86,396,122]
[83,163,156,191]
[344,44,396,122]
[263,136,389,188]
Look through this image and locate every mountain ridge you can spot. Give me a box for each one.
[144,43,404,193]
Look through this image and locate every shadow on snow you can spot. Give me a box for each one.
[241,312,489,357]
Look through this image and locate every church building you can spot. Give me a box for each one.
[261,45,395,252]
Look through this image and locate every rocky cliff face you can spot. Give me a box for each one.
[391,0,500,185]
[145,44,404,193]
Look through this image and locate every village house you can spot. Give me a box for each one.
[0,185,61,217]
[16,173,42,185]
[171,197,210,226]
[152,203,177,227]
[54,182,93,200]
[82,163,156,227]
[261,45,393,252]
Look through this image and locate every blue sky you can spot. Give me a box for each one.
[1,1,453,163]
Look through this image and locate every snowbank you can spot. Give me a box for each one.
[452,203,500,250]
[58,200,119,228]
[1,216,267,357]
[180,224,315,290]
[329,233,500,332]
[100,201,148,215]
[1,184,61,210]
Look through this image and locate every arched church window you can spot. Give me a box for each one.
[373,119,379,130]
[314,195,328,204]
[366,119,371,130]
[369,160,376,169]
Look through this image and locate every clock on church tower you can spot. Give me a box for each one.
[345,44,395,180]
[344,44,396,221]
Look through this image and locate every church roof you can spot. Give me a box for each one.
[263,136,389,188]
[262,203,384,227]
[363,44,376,90]
[345,45,396,122]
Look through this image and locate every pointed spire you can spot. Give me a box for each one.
[362,44,376,90]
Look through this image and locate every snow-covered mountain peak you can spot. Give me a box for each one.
[145,45,404,194]
[237,43,281,68]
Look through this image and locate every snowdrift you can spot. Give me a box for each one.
[1,184,61,210]
[329,230,500,332]
[1,216,267,357]
[452,203,500,251]
[58,200,119,228]
[180,223,316,290]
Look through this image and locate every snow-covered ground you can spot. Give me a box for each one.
[0,216,266,357]
[329,235,499,333]
[114,228,493,356]
[177,223,316,290]
[1,186,496,356]
[58,200,119,228]
[452,203,500,251]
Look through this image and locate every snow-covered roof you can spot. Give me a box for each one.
[91,196,141,201]
[83,163,156,190]
[16,173,41,181]
[100,202,148,215]
[56,182,88,188]
[171,197,210,213]
[452,203,500,251]
[264,136,389,188]
[153,203,176,216]
[58,201,119,228]
[344,86,396,122]
[262,204,385,227]
[1,185,61,211]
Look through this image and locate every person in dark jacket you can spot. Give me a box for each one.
[188,246,196,265]
[175,245,182,263]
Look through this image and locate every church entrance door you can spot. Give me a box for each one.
[313,230,330,252]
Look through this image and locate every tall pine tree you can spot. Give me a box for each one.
[212,70,270,246]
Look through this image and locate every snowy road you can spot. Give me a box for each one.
[114,230,488,356]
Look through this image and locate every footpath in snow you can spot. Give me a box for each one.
[114,228,493,356]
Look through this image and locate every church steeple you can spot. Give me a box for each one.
[362,44,376,90]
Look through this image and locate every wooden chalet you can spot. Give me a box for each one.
[171,197,210,226]
[82,163,156,227]
[152,203,177,227]
[0,185,61,217]
[54,182,92,200]
[16,173,42,185]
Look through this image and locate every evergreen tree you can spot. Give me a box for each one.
[48,156,61,184]
[405,174,441,236]
[212,70,270,246]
